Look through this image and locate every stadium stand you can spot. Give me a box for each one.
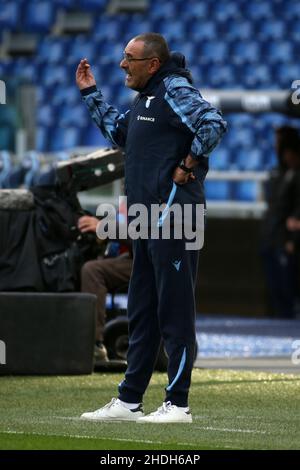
[0,0,299,203]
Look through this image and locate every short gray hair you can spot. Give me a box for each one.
[133,33,170,63]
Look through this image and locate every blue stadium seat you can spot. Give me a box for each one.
[261,114,287,128]
[49,127,81,151]
[231,41,260,64]
[93,83,113,104]
[82,126,111,147]
[12,62,37,83]
[6,167,26,189]
[225,127,255,148]
[209,148,232,171]
[288,19,300,40]
[205,181,232,200]
[252,121,271,144]
[188,22,217,42]
[274,63,300,88]
[0,2,19,30]
[265,151,277,170]
[225,21,253,41]
[264,41,293,63]
[23,151,41,188]
[115,87,136,109]
[240,64,271,88]
[181,1,208,20]
[0,151,12,188]
[37,105,56,127]
[0,127,14,151]
[159,22,185,41]
[24,1,56,33]
[55,151,70,161]
[206,64,235,88]
[122,16,151,40]
[36,127,49,152]
[226,113,254,129]
[78,0,107,12]
[58,105,89,128]
[96,41,124,63]
[0,106,17,127]
[201,41,228,64]
[4,151,40,188]
[53,0,74,8]
[171,43,196,64]
[38,38,70,63]
[245,2,273,20]
[233,181,259,202]
[186,64,204,86]
[94,61,124,87]
[151,2,176,20]
[40,65,68,87]
[36,85,48,106]
[284,1,300,20]
[93,17,124,41]
[68,38,96,64]
[258,19,285,40]
[214,2,240,22]
[234,148,265,171]
[52,86,80,106]
[0,60,12,79]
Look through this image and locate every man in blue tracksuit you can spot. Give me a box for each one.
[77,33,227,423]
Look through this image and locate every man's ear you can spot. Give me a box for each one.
[149,58,161,74]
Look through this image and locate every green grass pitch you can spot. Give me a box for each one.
[0,369,299,450]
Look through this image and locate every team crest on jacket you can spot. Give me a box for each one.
[145,96,155,108]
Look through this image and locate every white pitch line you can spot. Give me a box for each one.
[194,415,267,420]
[2,417,267,447]
[195,426,268,434]
[1,430,163,445]
[53,416,82,421]
[1,428,231,450]
[2,429,201,448]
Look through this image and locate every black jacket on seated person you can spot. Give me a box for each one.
[0,186,98,292]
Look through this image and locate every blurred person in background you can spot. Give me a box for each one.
[286,216,300,232]
[76,33,226,423]
[78,214,132,365]
[261,127,300,318]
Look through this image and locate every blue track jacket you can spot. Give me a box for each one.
[81,52,227,214]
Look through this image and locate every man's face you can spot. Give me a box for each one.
[120,39,160,90]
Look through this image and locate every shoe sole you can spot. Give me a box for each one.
[80,415,144,422]
[137,419,192,424]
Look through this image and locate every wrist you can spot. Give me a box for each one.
[80,85,97,96]
[178,159,193,173]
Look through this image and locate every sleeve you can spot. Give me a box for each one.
[291,173,300,219]
[81,86,129,148]
[164,77,227,160]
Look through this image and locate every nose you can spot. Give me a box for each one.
[120,57,127,68]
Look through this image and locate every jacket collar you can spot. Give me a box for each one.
[138,51,193,96]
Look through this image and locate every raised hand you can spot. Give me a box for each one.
[76,58,96,90]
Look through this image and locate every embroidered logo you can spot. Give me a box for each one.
[172,260,182,271]
[137,115,155,122]
[145,96,155,108]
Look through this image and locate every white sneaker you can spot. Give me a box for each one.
[137,401,192,423]
[80,398,144,422]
